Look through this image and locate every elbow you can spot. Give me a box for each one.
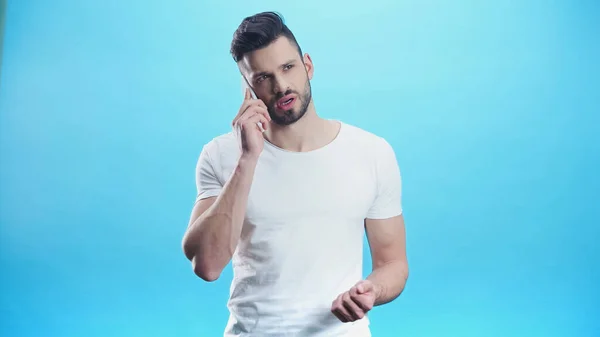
[181,233,228,282]
[399,260,409,284]
[182,242,221,282]
[196,269,221,282]
[192,256,221,282]
[181,236,196,262]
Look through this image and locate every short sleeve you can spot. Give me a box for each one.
[194,144,223,202]
[366,138,403,219]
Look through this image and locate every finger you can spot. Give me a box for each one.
[232,101,253,126]
[349,286,366,311]
[357,280,374,294]
[351,293,373,313]
[248,114,269,132]
[234,105,260,128]
[331,295,350,323]
[255,105,271,124]
[254,98,268,111]
[245,109,270,131]
[242,98,268,114]
[245,99,270,120]
[238,106,269,126]
[245,87,252,100]
[241,113,269,132]
[332,308,348,323]
[342,292,365,321]
[233,100,270,126]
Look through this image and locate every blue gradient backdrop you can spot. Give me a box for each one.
[1,1,598,336]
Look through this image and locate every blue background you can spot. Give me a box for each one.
[1,1,598,336]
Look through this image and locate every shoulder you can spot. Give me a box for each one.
[339,121,395,154]
[200,131,238,156]
[196,131,239,168]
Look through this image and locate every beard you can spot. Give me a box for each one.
[267,79,312,126]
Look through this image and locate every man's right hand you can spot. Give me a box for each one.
[232,88,271,160]
[185,90,267,282]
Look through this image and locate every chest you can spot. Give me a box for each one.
[243,155,377,224]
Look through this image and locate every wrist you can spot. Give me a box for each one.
[238,153,259,168]
[366,278,386,304]
[374,282,385,303]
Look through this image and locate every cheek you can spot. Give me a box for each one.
[254,86,273,102]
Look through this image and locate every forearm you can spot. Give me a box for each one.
[367,260,409,306]
[184,154,258,278]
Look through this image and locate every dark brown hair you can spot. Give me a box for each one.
[230,11,303,63]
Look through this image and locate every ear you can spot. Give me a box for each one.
[303,53,314,80]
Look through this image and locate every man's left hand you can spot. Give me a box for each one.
[331,279,379,323]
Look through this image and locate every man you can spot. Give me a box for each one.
[182,11,409,337]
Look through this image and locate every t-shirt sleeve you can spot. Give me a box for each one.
[366,138,403,219]
[194,143,223,202]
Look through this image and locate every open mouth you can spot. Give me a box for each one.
[277,95,296,110]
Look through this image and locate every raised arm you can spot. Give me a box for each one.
[182,154,259,281]
[181,89,271,281]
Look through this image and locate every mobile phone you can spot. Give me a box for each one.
[241,75,265,132]
[241,75,257,99]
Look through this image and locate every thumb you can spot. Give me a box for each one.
[357,280,374,294]
[245,87,252,100]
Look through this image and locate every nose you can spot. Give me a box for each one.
[271,75,289,96]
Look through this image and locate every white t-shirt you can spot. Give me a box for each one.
[195,121,403,337]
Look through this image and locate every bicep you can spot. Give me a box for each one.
[183,144,222,259]
[188,196,217,228]
[366,138,402,219]
[365,214,407,268]
[189,143,223,226]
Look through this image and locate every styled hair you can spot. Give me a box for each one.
[230,11,303,63]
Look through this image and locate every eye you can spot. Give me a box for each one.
[284,64,293,70]
[256,75,267,83]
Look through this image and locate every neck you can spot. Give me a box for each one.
[264,101,340,152]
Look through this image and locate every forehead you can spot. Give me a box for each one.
[240,36,300,75]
